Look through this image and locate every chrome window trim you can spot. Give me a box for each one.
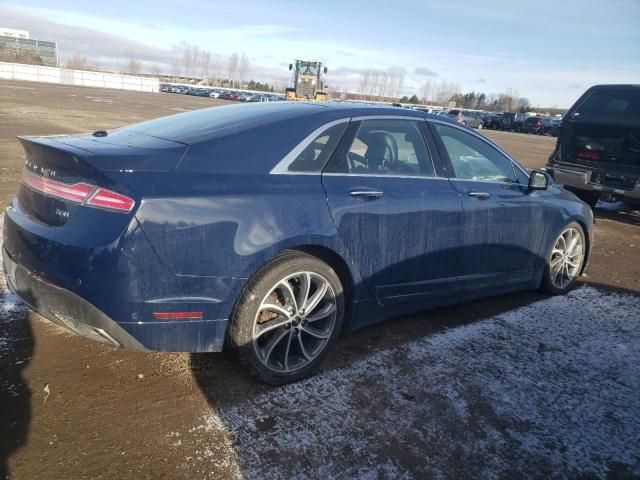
[350,114,426,122]
[270,118,351,175]
[322,172,449,181]
[426,118,531,185]
[448,178,524,187]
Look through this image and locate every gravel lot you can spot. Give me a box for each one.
[0,80,639,480]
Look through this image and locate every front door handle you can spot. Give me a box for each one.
[468,191,491,200]
[349,190,384,199]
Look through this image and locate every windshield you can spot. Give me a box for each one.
[298,62,319,76]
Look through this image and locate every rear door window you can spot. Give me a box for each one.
[324,119,435,177]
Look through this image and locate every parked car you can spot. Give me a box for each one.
[447,109,481,128]
[460,110,484,129]
[500,112,526,132]
[3,103,593,384]
[482,113,503,130]
[219,91,240,101]
[248,94,270,102]
[209,90,221,99]
[546,84,640,209]
[523,116,545,134]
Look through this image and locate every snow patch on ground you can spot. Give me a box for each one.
[186,287,640,479]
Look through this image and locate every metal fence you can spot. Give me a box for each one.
[0,62,160,93]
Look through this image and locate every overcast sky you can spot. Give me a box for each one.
[1,0,639,107]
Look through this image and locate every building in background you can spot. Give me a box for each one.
[0,28,29,39]
[0,28,58,67]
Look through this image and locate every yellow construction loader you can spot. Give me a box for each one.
[285,60,328,101]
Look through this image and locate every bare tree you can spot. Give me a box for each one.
[378,71,389,99]
[227,52,239,88]
[170,57,181,79]
[358,70,371,99]
[177,41,202,78]
[238,53,250,87]
[127,55,142,75]
[200,50,212,82]
[420,80,433,103]
[65,54,92,70]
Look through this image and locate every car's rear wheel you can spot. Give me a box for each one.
[541,222,586,295]
[227,251,344,384]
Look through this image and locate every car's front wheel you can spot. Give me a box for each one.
[541,222,586,295]
[227,251,344,384]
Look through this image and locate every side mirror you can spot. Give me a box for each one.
[288,64,293,71]
[528,169,551,191]
[324,67,328,74]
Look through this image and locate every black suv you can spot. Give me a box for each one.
[546,85,640,208]
[500,112,526,132]
[524,116,557,135]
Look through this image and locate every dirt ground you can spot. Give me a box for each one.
[0,80,639,480]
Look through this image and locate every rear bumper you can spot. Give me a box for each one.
[3,246,229,352]
[547,165,640,201]
[3,245,146,350]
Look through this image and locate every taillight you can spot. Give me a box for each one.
[22,169,93,203]
[86,188,135,213]
[21,169,135,213]
[576,150,601,161]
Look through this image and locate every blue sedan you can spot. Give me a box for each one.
[2,102,593,384]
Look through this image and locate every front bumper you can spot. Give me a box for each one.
[547,164,640,201]
[3,246,229,352]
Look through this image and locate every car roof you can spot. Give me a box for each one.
[126,101,449,144]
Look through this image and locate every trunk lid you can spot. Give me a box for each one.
[16,132,187,226]
[561,123,640,171]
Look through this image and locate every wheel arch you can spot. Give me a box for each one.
[573,218,592,275]
[289,244,354,312]
[233,242,364,333]
[544,215,592,276]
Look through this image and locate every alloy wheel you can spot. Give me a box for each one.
[550,227,584,289]
[253,272,337,373]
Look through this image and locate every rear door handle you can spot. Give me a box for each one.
[468,191,491,199]
[349,190,384,199]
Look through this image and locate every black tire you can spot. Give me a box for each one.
[540,222,586,295]
[572,189,599,208]
[563,186,599,208]
[227,251,344,385]
[623,199,640,211]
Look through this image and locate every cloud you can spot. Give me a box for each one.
[217,24,300,37]
[475,78,487,84]
[414,66,437,77]
[334,49,355,57]
[331,66,369,76]
[0,5,177,70]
